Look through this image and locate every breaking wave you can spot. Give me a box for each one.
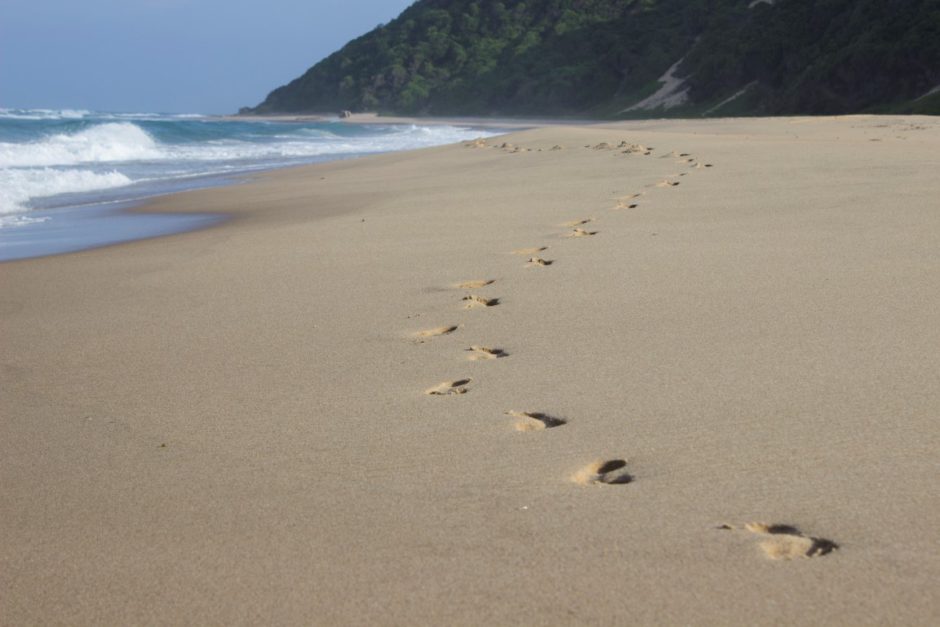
[0,109,497,222]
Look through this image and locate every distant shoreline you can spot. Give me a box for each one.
[225,111,600,129]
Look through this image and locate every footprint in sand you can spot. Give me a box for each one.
[512,246,548,256]
[506,410,566,431]
[654,179,680,188]
[619,142,651,155]
[572,459,633,485]
[560,218,594,227]
[414,325,459,340]
[718,522,839,560]
[425,379,472,396]
[615,193,643,209]
[527,257,554,267]
[462,295,499,309]
[455,279,495,289]
[566,228,598,238]
[465,345,507,360]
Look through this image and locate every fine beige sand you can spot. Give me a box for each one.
[2,116,939,625]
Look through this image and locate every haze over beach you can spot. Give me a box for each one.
[2,1,940,625]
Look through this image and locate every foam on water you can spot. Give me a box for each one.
[0,123,161,168]
[0,214,50,229]
[0,109,500,223]
[0,168,133,215]
[0,108,92,120]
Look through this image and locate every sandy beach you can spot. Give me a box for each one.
[2,115,939,624]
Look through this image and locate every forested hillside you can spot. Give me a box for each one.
[245,0,940,117]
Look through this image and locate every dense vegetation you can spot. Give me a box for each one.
[245,0,940,118]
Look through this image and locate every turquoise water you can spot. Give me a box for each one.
[0,108,495,261]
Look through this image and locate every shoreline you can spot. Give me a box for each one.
[1,118,512,263]
[3,115,939,624]
[224,111,603,128]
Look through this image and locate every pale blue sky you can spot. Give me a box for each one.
[0,0,414,114]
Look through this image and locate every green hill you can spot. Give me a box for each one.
[244,0,940,118]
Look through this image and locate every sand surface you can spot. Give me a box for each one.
[2,116,939,625]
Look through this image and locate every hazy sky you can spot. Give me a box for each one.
[0,0,415,114]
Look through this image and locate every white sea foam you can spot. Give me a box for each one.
[165,124,493,161]
[0,108,91,120]
[0,214,51,228]
[0,114,497,230]
[0,123,162,168]
[0,108,204,121]
[0,168,132,216]
[0,121,488,168]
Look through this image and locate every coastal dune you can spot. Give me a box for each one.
[2,116,939,624]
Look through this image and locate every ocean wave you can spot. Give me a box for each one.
[0,115,497,229]
[0,123,162,168]
[0,121,489,168]
[0,108,91,121]
[0,168,132,216]
[0,214,51,228]
[0,109,206,122]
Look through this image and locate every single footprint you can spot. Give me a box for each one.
[618,142,649,154]
[655,179,680,188]
[425,379,472,396]
[527,257,554,267]
[455,279,494,289]
[718,522,839,560]
[615,193,643,208]
[506,410,566,431]
[512,246,548,256]
[466,345,507,360]
[566,228,598,238]
[560,218,593,227]
[463,295,499,308]
[745,522,839,560]
[615,200,639,209]
[572,459,633,485]
[414,325,459,340]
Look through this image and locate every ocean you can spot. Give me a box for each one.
[0,108,496,261]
